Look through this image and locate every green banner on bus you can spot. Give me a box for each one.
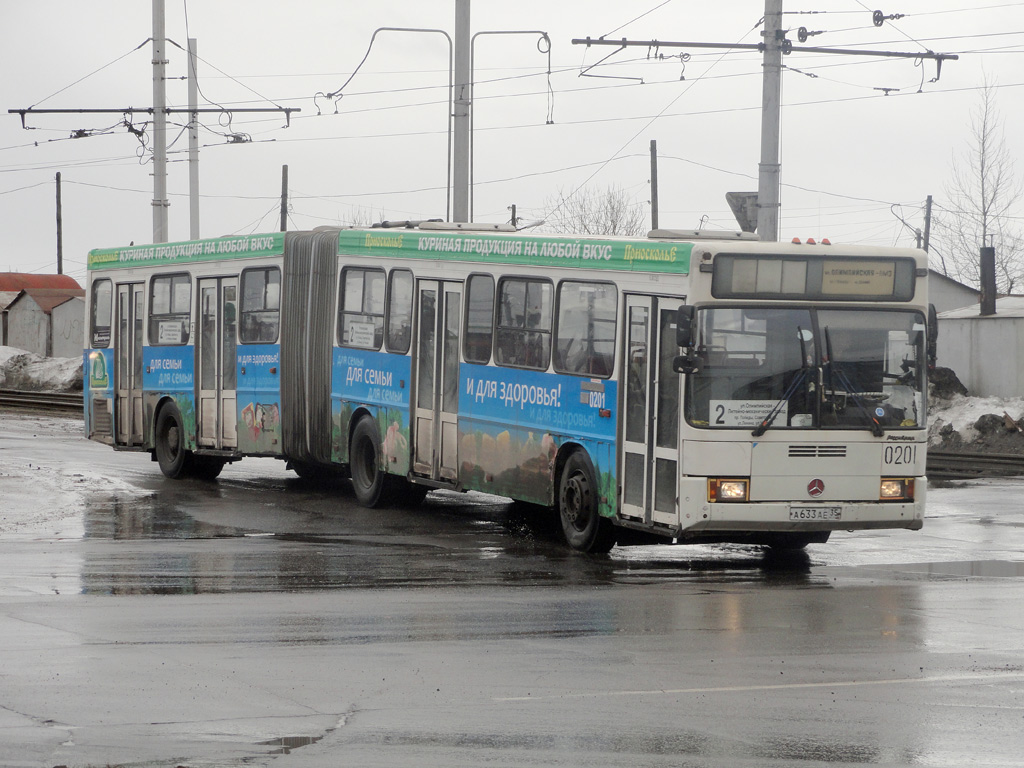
[88,233,285,270]
[337,230,692,274]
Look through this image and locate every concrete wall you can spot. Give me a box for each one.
[928,273,979,314]
[938,316,1024,398]
[6,298,49,356]
[51,298,84,359]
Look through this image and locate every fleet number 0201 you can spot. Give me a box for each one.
[884,444,917,465]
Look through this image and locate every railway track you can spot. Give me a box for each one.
[0,389,83,414]
[926,450,1024,480]
[0,390,1020,479]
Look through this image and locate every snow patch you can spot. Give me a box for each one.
[0,345,82,392]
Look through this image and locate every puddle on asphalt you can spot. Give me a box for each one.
[859,559,1024,578]
[83,494,251,540]
[261,734,324,754]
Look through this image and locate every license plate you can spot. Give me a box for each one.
[789,506,841,521]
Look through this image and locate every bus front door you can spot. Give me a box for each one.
[114,283,144,446]
[620,295,682,528]
[197,277,238,450]
[412,281,462,483]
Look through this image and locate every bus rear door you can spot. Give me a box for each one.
[412,280,462,483]
[115,282,144,446]
[197,277,239,450]
[620,295,682,528]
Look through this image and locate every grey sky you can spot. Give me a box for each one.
[2,1,1022,282]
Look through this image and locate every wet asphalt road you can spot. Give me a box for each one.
[2,412,1024,767]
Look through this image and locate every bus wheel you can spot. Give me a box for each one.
[767,531,831,550]
[350,415,388,507]
[558,450,616,554]
[155,402,191,479]
[191,457,225,481]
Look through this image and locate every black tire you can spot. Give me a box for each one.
[191,457,226,481]
[766,531,831,550]
[558,450,617,553]
[391,479,430,507]
[350,415,388,507]
[289,460,335,482]
[154,402,191,479]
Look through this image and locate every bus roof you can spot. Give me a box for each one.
[87,226,925,273]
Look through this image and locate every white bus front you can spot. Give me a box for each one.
[674,301,928,544]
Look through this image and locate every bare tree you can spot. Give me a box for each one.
[544,184,648,237]
[932,81,1024,292]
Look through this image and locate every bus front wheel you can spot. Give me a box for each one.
[155,402,190,479]
[558,450,616,554]
[350,415,388,507]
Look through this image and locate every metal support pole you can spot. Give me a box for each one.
[452,0,471,223]
[923,194,933,253]
[650,139,659,231]
[757,0,783,242]
[152,0,169,243]
[280,165,289,232]
[55,172,63,275]
[188,38,200,240]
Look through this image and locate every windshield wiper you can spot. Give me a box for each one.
[752,326,810,437]
[824,327,884,437]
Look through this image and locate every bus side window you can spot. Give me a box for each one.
[386,269,413,354]
[553,280,616,378]
[339,267,385,350]
[239,267,281,344]
[495,277,552,370]
[149,273,191,345]
[464,273,494,364]
[91,278,112,348]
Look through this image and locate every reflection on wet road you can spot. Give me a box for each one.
[61,464,1024,597]
[4,415,1024,768]
[69,475,828,595]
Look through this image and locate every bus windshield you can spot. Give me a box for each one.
[684,306,927,432]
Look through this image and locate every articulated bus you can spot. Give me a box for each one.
[84,223,931,552]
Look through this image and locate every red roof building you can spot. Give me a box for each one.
[0,273,82,292]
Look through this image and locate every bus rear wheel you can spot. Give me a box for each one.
[155,402,190,479]
[350,415,388,507]
[558,450,616,554]
[191,457,226,481]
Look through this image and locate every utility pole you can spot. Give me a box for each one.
[452,0,471,223]
[757,0,783,242]
[10,4,297,247]
[922,194,933,253]
[650,139,660,231]
[188,37,200,240]
[280,165,289,232]
[152,0,169,243]
[572,2,957,241]
[55,172,63,275]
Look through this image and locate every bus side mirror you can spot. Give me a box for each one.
[927,303,938,369]
[673,353,703,375]
[676,305,695,348]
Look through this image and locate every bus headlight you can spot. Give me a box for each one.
[709,478,749,503]
[880,478,914,501]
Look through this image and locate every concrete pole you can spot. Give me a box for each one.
[756,0,784,242]
[650,139,659,231]
[922,194,933,252]
[55,172,63,275]
[452,0,471,222]
[280,165,289,232]
[188,38,200,240]
[152,0,169,243]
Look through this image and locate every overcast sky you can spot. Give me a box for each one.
[2,1,1022,283]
